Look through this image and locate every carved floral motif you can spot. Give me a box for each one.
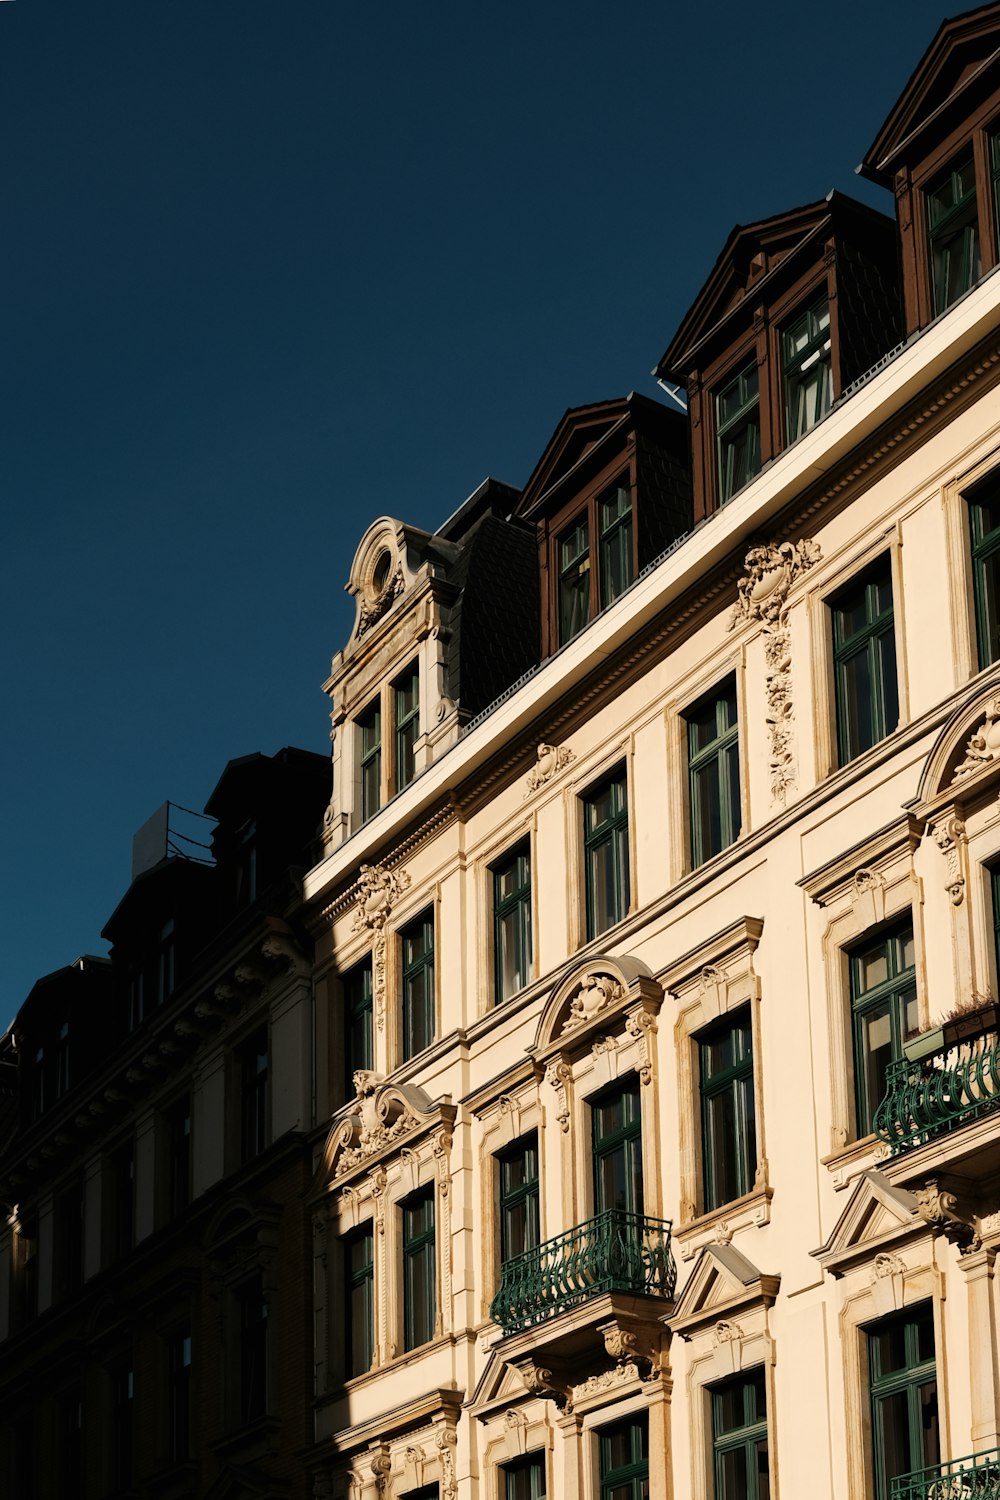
[329,1074,435,1176]
[525,741,576,795]
[928,816,967,907]
[561,972,625,1034]
[545,1060,572,1133]
[953,697,1000,780]
[352,863,411,1029]
[625,1007,656,1086]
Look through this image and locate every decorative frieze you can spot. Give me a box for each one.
[352,862,411,1029]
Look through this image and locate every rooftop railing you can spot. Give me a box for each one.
[489,1208,676,1337]
[890,1445,1000,1499]
[873,1016,1000,1156]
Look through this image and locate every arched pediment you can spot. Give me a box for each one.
[917,676,1000,803]
[315,1071,454,1186]
[534,953,657,1054]
[203,1194,278,1254]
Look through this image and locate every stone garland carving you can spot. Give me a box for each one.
[572,1363,637,1403]
[625,1008,656,1086]
[358,559,404,637]
[545,1059,572,1133]
[352,862,411,1030]
[729,538,822,804]
[329,1072,432,1175]
[524,741,576,796]
[953,697,1000,780]
[436,1425,459,1500]
[561,971,625,1034]
[928,816,967,906]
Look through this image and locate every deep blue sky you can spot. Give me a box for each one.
[2,0,951,1023]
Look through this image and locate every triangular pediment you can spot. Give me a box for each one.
[813,1169,921,1274]
[862,3,1000,182]
[469,1346,532,1414]
[670,1242,779,1336]
[202,1462,284,1500]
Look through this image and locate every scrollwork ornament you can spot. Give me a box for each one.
[953,697,1000,780]
[525,741,576,795]
[625,1007,656,1085]
[545,1059,572,1133]
[929,816,967,906]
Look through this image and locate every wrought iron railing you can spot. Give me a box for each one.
[489,1208,676,1336]
[873,1025,1000,1156]
[890,1445,1000,1499]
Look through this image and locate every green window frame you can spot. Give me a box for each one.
[358,697,382,824]
[992,863,1000,990]
[967,476,1000,671]
[498,1132,540,1265]
[493,841,532,1002]
[599,1414,649,1500]
[716,361,760,504]
[583,768,630,941]
[345,1222,374,1379]
[992,128,1000,247]
[345,958,374,1093]
[782,295,832,442]
[712,1369,769,1500]
[402,1187,436,1351]
[502,1453,547,1500]
[686,678,741,868]
[850,919,918,1137]
[927,154,981,316]
[401,910,434,1061]
[868,1304,939,1500]
[592,1076,643,1217]
[558,516,591,645]
[831,556,899,766]
[598,483,633,609]
[393,663,419,793]
[700,1007,756,1212]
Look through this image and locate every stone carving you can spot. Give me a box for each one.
[592,1034,618,1055]
[850,867,887,929]
[370,1445,393,1496]
[358,558,404,637]
[515,1361,571,1408]
[714,1319,744,1344]
[929,816,967,906]
[403,1446,426,1490]
[328,1073,436,1176]
[524,741,576,796]
[953,697,1000,780]
[260,929,308,973]
[545,1059,572,1133]
[873,1252,906,1280]
[369,1166,388,1236]
[503,1409,529,1458]
[979,1211,1000,1238]
[601,1320,665,1377]
[572,1363,637,1403]
[436,1425,458,1500]
[914,1180,978,1248]
[352,862,411,1028]
[730,538,821,804]
[562,972,625,1034]
[625,1007,656,1086]
[714,1219,734,1246]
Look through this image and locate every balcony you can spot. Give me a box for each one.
[873,1016,1000,1157]
[490,1208,676,1337]
[891,1445,1000,1499]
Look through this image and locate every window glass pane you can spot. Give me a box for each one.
[559,518,590,644]
[598,484,633,609]
[584,772,629,940]
[687,680,740,867]
[832,560,897,766]
[402,913,434,1060]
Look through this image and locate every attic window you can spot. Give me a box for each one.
[928,154,980,316]
[372,549,392,596]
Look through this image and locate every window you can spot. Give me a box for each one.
[599,1414,649,1500]
[493,841,532,1002]
[393,663,419,792]
[31,1044,45,1121]
[599,483,633,609]
[686,679,741,867]
[345,958,374,1092]
[557,480,634,646]
[928,155,980,316]
[831,557,899,766]
[583,768,630,940]
[700,1007,756,1212]
[237,1277,268,1425]
[868,1304,939,1500]
[716,362,760,504]
[54,1181,83,1299]
[167,1094,192,1217]
[402,1187,435,1351]
[239,1026,268,1163]
[712,1369,769,1500]
[128,969,145,1033]
[56,1021,71,1098]
[783,296,832,441]
[401,911,434,1061]
[358,697,382,824]
[993,128,1000,245]
[503,1453,547,1500]
[345,1223,374,1378]
[235,818,257,906]
[111,1365,134,1492]
[850,920,918,1137]
[559,516,590,644]
[967,476,1000,671]
[592,1077,643,1217]
[110,1140,134,1260]
[498,1133,540,1265]
[169,1327,192,1462]
[157,918,176,1005]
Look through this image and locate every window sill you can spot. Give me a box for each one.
[673,1183,772,1264]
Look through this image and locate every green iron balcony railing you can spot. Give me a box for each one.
[873,1024,1000,1156]
[489,1208,676,1337]
[890,1445,1000,1499]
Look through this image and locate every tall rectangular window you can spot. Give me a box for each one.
[700,1007,756,1212]
[493,841,532,1002]
[54,1181,83,1299]
[111,1365,134,1492]
[583,768,630,941]
[559,517,590,644]
[869,1304,939,1500]
[237,1277,268,1426]
[599,1415,649,1500]
[401,911,435,1061]
[716,362,760,504]
[598,483,633,608]
[928,155,980,315]
[393,663,420,793]
[592,1077,643,1217]
[358,697,382,824]
[712,1369,769,1500]
[402,1188,436,1351]
[56,1021,71,1098]
[831,557,899,766]
[687,679,741,868]
[498,1133,540,1265]
[110,1141,134,1261]
[783,296,832,441]
[345,958,374,1092]
[850,920,918,1137]
[167,1093,192,1218]
[169,1327,192,1462]
[240,1027,269,1163]
[157,918,176,1005]
[967,476,1000,671]
[345,1223,374,1379]
[503,1453,547,1500]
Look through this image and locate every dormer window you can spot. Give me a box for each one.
[353,661,421,827]
[928,155,981,315]
[716,364,761,505]
[598,484,633,607]
[558,517,590,644]
[358,697,382,824]
[393,664,419,793]
[782,296,832,441]
[56,1021,71,1099]
[557,481,634,645]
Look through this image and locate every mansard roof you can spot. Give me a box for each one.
[861,0,1000,185]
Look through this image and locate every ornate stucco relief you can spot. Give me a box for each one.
[730,539,821,804]
[952,696,1000,780]
[524,741,575,796]
[352,861,411,1029]
[928,815,967,906]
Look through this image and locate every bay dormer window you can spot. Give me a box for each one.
[716,364,761,504]
[782,296,832,441]
[353,661,421,826]
[928,155,981,315]
[557,481,634,646]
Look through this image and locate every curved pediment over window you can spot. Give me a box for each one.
[317,1070,455,1185]
[534,953,658,1055]
[917,677,1000,802]
[347,517,409,640]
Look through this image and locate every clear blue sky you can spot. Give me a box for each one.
[2,0,951,1023]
